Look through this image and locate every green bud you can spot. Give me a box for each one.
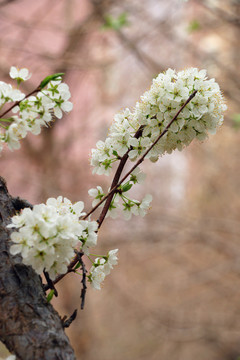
[46,289,55,303]
[73,261,81,270]
[121,183,132,193]
[39,73,65,89]
[112,150,119,157]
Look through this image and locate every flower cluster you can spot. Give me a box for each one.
[0,66,73,152]
[88,249,118,290]
[7,196,98,280]
[91,68,226,175]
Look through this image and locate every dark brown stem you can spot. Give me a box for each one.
[76,251,87,310]
[97,154,128,226]
[97,125,144,228]
[62,309,78,328]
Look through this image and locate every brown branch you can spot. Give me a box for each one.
[97,125,144,229]
[0,177,76,360]
[106,91,198,192]
[43,269,58,297]
[76,251,87,310]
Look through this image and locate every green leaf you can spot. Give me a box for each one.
[187,20,201,33]
[118,12,128,27]
[122,183,132,193]
[74,261,81,270]
[102,12,128,31]
[46,289,55,303]
[39,73,64,89]
[112,150,119,157]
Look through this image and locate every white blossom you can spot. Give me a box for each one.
[0,81,25,103]
[89,249,118,290]
[3,119,28,150]
[89,265,106,290]
[106,199,120,219]
[128,137,151,160]
[9,66,31,81]
[122,200,138,221]
[131,194,153,217]
[79,220,98,254]
[88,186,105,207]
[107,249,118,267]
[5,355,16,360]
[43,81,73,119]
[129,167,146,184]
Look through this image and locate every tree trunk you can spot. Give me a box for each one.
[0,177,76,360]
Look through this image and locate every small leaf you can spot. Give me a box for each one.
[118,12,128,27]
[187,20,201,33]
[112,150,119,157]
[74,262,81,270]
[102,12,128,31]
[122,183,132,193]
[39,73,64,89]
[46,289,55,303]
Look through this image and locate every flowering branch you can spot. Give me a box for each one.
[97,90,197,228]
[4,66,226,295]
[0,61,227,359]
[0,68,73,152]
[50,90,198,287]
[76,90,198,224]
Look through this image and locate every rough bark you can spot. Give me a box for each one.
[0,177,76,360]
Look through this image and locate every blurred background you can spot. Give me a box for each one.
[0,0,240,359]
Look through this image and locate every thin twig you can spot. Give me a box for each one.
[61,309,78,328]
[75,251,87,310]
[43,270,58,297]
[0,87,41,119]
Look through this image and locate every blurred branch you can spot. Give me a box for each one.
[116,29,165,73]
[0,0,16,7]
[197,0,240,28]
